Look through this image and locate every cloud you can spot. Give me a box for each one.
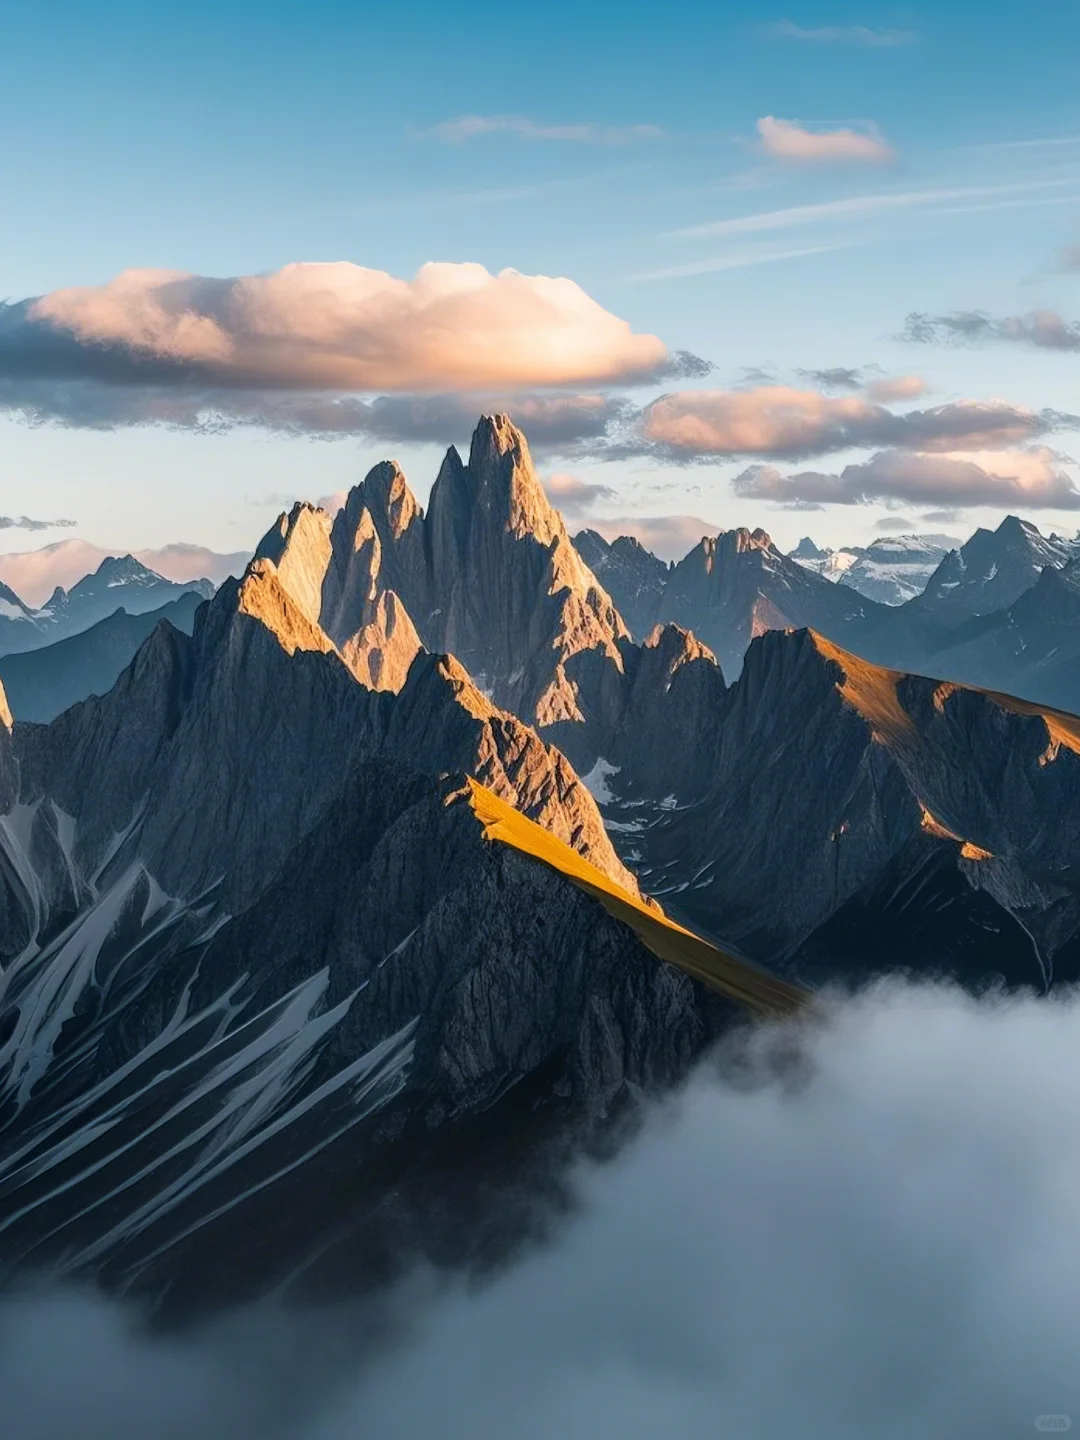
[1060,244,1080,272]
[797,367,863,390]
[5,984,1080,1437]
[0,514,76,532]
[768,20,915,45]
[921,508,964,524]
[640,387,1064,460]
[733,446,1080,509]
[756,116,896,166]
[673,176,1080,240]
[0,262,669,400]
[542,472,619,521]
[577,513,717,559]
[630,241,859,282]
[865,373,928,403]
[903,309,1080,352]
[424,115,664,145]
[0,377,646,447]
[874,515,917,531]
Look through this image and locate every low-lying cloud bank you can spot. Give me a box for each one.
[4,982,1080,1439]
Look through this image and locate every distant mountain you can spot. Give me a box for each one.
[912,559,1080,715]
[0,556,214,657]
[836,534,957,606]
[0,540,794,1304]
[0,538,248,606]
[911,515,1071,625]
[653,526,883,681]
[790,536,830,562]
[790,533,957,605]
[563,625,1080,990]
[572,530,670,641]
[0,591,203,722]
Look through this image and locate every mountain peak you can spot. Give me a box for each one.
[254,502,334,628]
[352,460,423,540]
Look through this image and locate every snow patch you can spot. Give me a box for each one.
[581,757,621,805]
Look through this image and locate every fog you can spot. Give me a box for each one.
[5,981,1080,1439]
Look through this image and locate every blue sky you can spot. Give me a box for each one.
[3,0,1080,562]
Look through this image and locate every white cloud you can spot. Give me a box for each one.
[756,116,896,165]
[424,115,664,145]
[5,985,1080,1438]
[768,20,915,45]
[8,262,668,395]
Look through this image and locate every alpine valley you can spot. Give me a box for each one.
[1,416,1078,1312]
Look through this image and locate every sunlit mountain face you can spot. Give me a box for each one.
[6,0,1080,1428]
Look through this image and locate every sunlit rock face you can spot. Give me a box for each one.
[253,415,627,724]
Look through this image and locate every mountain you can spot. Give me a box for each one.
[790,536,830,562]
[910,515,1071,625]
[562,626,1080,991]
[572,530,670,641]
[848,515,1077,681]
[913,560,1080,715]
[790,534,956,605]
[0,556,214,657]
[0,592,203,722]
[0,539,249,606]
[834,534,958,606]
[653,526,884,680]
[256,415,629,727]
[0,544,797,1305]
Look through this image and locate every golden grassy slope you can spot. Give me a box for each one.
[464,778,806,1017]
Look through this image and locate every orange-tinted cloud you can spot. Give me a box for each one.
[756,116,895,165]
[641,387,1062,459]
[733,447,1080,509]
[18,262,670,393]
[865,374,928,403]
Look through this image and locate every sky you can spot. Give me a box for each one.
[3,0,1080,565]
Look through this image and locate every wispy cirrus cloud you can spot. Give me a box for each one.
[733,446,1080,509]
[672,175,1080,240]
[903,308,1080,352]
[767,19,915,46]
[423,115,664,145]
[756,116,896,165]
[0,514,76,532]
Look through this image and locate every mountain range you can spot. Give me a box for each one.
[0,556,214,657]
[1,414,1078,1310]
